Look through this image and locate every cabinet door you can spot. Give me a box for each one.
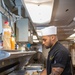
[16,18,28,42]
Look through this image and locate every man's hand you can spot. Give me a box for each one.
[50,67,64,75]
[40,69,47,75]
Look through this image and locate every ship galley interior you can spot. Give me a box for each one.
[0,0,75,75]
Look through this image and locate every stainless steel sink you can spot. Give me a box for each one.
[0,50,10,60]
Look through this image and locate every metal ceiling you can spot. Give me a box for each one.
[50,0,75,40]
[34,0,75,41]
[3,0,75,41]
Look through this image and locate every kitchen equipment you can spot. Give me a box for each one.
[25,64,43,75]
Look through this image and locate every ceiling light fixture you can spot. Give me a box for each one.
[69,33,75,38]
[21,0,54,24]
[73,29,75,31]
[33,39,39,42]
[67,33,75,40]
[33,35,37,39]
[73,17,75,21]
[36,30,42,36]
[23,0,52,4]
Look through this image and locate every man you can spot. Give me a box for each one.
[40,26,72,75]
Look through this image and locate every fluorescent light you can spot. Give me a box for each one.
[28,31,30,36]
[33,39,39,42]
[67,37,75,40]
[33,35,37,39]
[21,0,54,24]
[73,29,75,31]
[67,33,75,40]
[69,33,75,37]
[36,30,42,36]
[73,17,75,21]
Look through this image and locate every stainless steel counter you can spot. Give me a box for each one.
[0,50,36,75]
[0,50,36,61]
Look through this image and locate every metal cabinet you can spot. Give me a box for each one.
[16,18,29,42]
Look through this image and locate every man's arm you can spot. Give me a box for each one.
[50,67,64,75]
[40,69,47,75]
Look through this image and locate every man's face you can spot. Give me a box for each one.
[42,35,53,49]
